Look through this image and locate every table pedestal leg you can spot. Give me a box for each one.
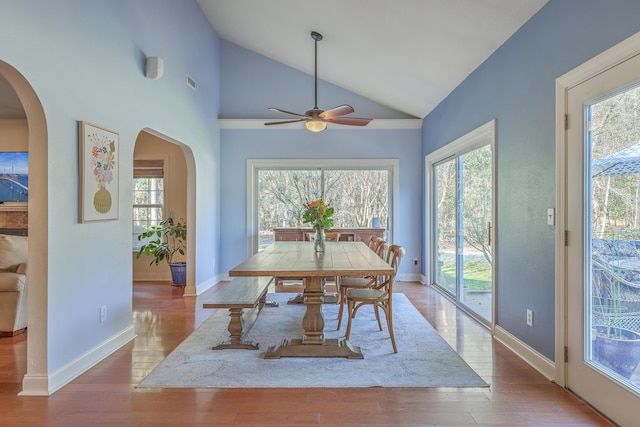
[302,276,325,344]
[264,276,363,359]
[287,292,338,304]
[212,308,259,350]
[287,277,338,304]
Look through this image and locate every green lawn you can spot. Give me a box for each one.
[440,261,492,291]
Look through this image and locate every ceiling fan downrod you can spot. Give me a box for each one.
[264,30,371,131]
[311,31,322,110]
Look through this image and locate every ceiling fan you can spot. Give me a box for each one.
[265,31,372,132]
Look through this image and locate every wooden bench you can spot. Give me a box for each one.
[202,276,276,350]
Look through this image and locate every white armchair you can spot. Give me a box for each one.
[0,234,28,336]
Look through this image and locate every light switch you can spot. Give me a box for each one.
[547,208,555,226]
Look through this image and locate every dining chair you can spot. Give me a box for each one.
[325,232,341,242]
[365,235,379,250]
[304,232,341,242]
[336,237,387,330]
[344,244,405,353]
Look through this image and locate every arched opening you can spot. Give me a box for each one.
[0,61,49,395]
[132,129,196,295]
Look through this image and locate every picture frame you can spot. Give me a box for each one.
[78,121,119,222]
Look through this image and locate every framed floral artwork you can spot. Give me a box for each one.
[78,121,119,222]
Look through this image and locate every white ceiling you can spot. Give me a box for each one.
[0,1,548,121]
[198,0,549,118]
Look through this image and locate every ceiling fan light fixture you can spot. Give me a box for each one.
[264,31,372,131]
[305,119,327,132]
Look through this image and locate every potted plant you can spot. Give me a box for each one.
[591,251,640,379]
[136,214,187,285]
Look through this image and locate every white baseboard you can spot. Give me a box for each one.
[19,374,49,396]
[19,324,136,396]
[397,273,424,282]
[494,325,556,381]
[192,274,226,296]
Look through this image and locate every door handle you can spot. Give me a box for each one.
[488,221,492,247]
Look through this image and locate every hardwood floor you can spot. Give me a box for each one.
[0,281,613,426]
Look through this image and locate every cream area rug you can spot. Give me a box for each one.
[137,293,488,388]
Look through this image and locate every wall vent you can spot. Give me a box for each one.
[187,74,196,91]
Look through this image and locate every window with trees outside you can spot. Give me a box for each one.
[249,159,397,253]
[132,159,164,250]
[427,120,494,324]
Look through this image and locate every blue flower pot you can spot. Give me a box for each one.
[169,263,186,285]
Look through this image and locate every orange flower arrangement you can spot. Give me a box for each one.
[302,199,334,230]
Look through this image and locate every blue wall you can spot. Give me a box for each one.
[1,0,220,377]
[220,40,415,120]
[219,41,421,277]
[422,0,640,359]
[220,128,421,276]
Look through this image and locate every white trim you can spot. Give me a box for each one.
[424,120,496,330]
[554,77,568,388]
[554,30,640,388]
[219,118,422,130]
[191,274,225,296]
[494,325,556,381]
[19,374,50,396]
[19,325,136,396]
[246,158,400,258]
[396,273,423,282]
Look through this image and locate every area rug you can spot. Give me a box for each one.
[137,293,488,388]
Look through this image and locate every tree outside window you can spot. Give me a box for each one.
[257,167,390,248]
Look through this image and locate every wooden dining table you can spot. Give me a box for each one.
[229,241,393,359]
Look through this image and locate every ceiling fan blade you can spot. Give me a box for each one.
[326,117,372,126]
[268,107,309,118]
[319,104,355,119]
[264,119,306,126]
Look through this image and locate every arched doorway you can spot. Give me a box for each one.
[133,129,196,295]
[0,61,49,395]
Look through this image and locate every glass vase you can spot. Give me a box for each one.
[314,228,326,252]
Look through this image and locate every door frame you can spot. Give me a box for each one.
[555,31,640,388]
[424,119,496,329]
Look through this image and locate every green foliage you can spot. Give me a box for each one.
[136,214,186,266]
[436,145,493,265]
[441,261,492,291]
[591,85,640,234]
[302,199,334,230]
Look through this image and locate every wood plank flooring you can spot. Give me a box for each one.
[0,281,614,426]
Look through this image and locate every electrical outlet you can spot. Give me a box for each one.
[413,258,418,266]
[100,305,107,323]
[526,309,533,327]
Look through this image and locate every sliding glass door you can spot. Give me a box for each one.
[429,121,495,324]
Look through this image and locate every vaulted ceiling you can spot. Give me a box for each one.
[0,1,549,121]
[198,0,549,118]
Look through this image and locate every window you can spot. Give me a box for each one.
[133,159,164,250]
[248,159,398,255]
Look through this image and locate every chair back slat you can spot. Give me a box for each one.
[373,238,387,258]
[374,244,404,295]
